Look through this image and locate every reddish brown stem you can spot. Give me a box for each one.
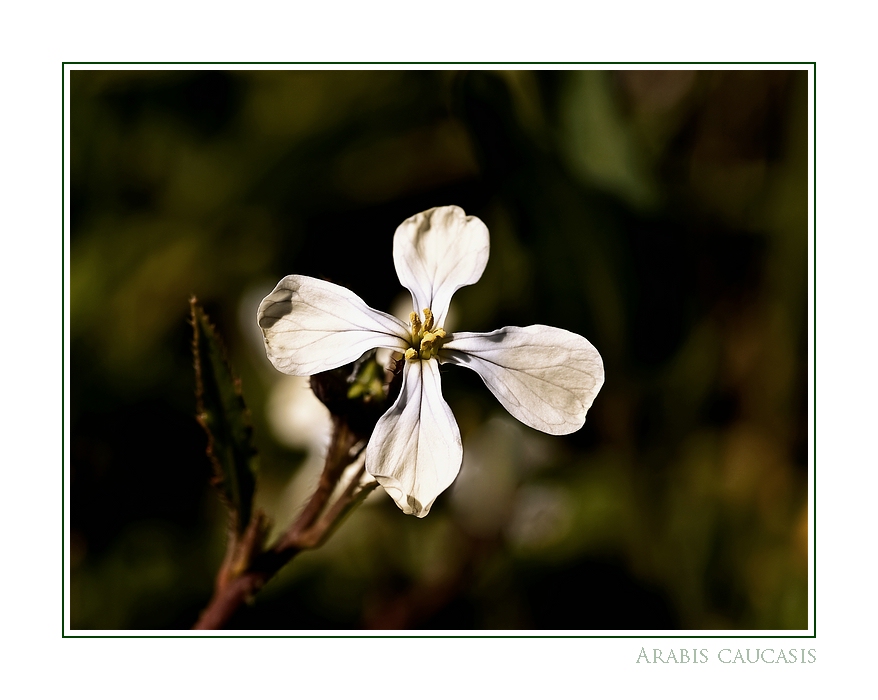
[277,416,359,548]
[193,417,369,631]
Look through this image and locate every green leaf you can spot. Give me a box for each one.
[191,297,257,534]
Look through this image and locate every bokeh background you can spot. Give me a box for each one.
[69,68,809,631]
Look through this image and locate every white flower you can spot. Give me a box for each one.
[257,206,605,517]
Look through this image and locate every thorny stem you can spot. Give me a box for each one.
[192,417,377,631]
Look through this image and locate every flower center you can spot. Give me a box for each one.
[404,308,446,361]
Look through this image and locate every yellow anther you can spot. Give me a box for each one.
[403,307,446,361]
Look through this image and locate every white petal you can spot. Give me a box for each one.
[393,206,489,327]
[257,275,410,376]
[365,359,462,517]
[441,325,604,435]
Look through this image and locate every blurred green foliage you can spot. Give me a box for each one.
[70,69,808,630]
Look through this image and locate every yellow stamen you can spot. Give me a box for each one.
[403,307,447,361]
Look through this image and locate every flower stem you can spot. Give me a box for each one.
[193,417,373,631]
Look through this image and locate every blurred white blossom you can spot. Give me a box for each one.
[450,415,555,537]
[505,484,576,551]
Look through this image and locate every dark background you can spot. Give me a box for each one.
[69,69,809,630]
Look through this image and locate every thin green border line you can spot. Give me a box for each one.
[62,62,817,639]
[812,62,817,637]
[62,61,66,638]
[65,634,817,639]
[62,61,815,66]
